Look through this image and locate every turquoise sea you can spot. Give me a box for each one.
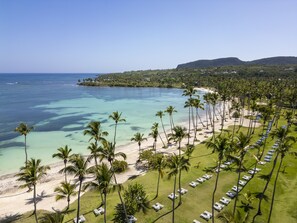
[0,73,206,175]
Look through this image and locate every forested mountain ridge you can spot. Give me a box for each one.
[177,56,297,68]
[78,65,297,89]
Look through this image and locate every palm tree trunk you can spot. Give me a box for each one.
[178,169,182,205]
[252,153,279,223]
[159,133,166,148]
[187,107,191,145]
[25,135,28,165]
[232,119,236,141]
[33,184,38,223]
[64,162,67,183]
[67,196,70,210]
[197,109,206,127]
[104,192,107,223]
[172,174,177,223]
[221,101,226,131]
[212,161,221,223]
[76,179,82,223]
[205,105,209,129]
[267,156,283,223]
[160,118,169,144]
[233,156,244,215]
[171,115,175,129]
[212,105,215,141]
[156,170,161,198]
[110,161,128,222]
[114,123,118,145]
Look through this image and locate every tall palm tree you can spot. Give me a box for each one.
[206,135,231,223]
[99,141,128,222]
[184,98,194,145]
[252,126,293,222]
[168,126,188,156]
[85,163,114,223]
[267,130,296,223]
[232,132,252,215]
[52,145,72,182]
[152,155,166,198]
[203,93,212,130]
[165,105,177,133]
[109,111,126,145]
[192,96,205,132]
[83,121,108,146]
[87,142,101,167]
[16,158,50,223]
[131,132,147,158]
[149,122,159,151]
[167,154,179,223]
[15,122,33,165]
[155,110,169,144]
[210,93,219,140]
[64,154,89,223]
[54,182,77,210]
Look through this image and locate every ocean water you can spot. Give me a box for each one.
[0,73,206,175]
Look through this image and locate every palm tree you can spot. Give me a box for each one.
[167,154,179,223]
[39,211,64,223]
[232,132,252,215]
[54,182,77,210]
[85,163,114,223]
[192,97,206,138]
[52,145,72,182]
[109,111,126,145]
[155,110,169,144]
[238,192,255,222]
[83,121,108,146]
[209,93,219,140]
[99,141,128,222]
[184,98,194,145]
[206,135,231,223]
[168,126,188,156]
[15,122,33,165]
[217,210,240,223]
[149,122,159,151]
[165,105,177,133]
[87,142,101,167]
[152,154,166,198]
[131,132,147,159]
[267,130,296,223]
[16,158,50,223]
[64,154,89,223]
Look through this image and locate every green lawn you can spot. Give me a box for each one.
[12,120,297,223]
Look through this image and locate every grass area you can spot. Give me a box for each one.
[12,119,297,223]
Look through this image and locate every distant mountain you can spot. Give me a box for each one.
[177,56,297,69]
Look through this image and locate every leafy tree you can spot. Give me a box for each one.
[16,158,50,223]
[168,126,188,156]
[15,122,33,164]
[39,211,64,223]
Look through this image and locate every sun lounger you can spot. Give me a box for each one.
[202,174,213,180]
[238,180,247,186]
[73,215,86,223]
[152,202,164,211]
[220,197,231,205]
[93,207,105,216]
[197,177,206,183]
[200,211,212,221]
[193,219,202,223]
[189,181,199,187]
[214,202,224,212]
[226,190,237,199]
[232,185,243,192]
[168,193,178,200]
[127,215,137,222]
[178,188,188,195]
[242,175,252,181]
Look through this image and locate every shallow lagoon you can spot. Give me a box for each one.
[0,73,206,175]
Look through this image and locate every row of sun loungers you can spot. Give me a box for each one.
[93,207,105,216]
[189,174,213,187]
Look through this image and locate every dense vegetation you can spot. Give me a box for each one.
[78,65,297,90]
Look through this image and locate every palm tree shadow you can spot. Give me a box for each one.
[151,203,181,223]
[0,213,22,223]
[25,190,52,205]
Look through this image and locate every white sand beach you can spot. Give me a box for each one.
[0,109,258,219]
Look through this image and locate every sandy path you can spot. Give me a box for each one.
[0,108,258,219]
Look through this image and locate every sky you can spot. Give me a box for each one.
[0,0,296,73]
